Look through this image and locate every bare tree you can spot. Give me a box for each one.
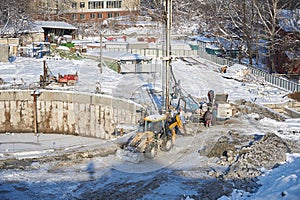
[252,0,299,73]
[141,0,206,32]
[193,0,299,73]
[140,0,164,22]
[195,1,248,64]
[0,0,32,38]
[30,0,75,21]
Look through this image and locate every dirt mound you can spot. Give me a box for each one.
[287,92,300,101]
[199,129,299,180]
[0,77,4,84]
[225,133,296,179]
[206,136,236,159]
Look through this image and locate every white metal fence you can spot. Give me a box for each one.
[197,49,300,92]
[106,48,198,58]
[249,68,300,92]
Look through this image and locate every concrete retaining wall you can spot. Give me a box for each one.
[0,90,142,139]
[0,45,9,62]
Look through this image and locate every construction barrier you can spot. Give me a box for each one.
[0,90,142,139]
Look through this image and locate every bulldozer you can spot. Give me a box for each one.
[119,112,183,163]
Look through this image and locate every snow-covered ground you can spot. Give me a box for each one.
[219,153,300,200]
[0,56,299,199]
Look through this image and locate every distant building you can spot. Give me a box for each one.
[30,0,140,23]
[34,21,77,42]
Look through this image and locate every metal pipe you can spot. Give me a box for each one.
[31,90,41,135]
[43,60,47,88]
[32,93,38,134]
[163,0,172,112]
[99,33,103,73]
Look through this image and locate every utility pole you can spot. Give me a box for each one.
[42,60,47,88]
[31,90,41,135]
[162,0,172,113]
[99,32,103,74]
[98,21,104,74]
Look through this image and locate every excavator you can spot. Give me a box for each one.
[119,112,183,163]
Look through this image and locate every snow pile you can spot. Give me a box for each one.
[254,155,300,199]
[222,63,251,81]
[56,46,70,51]
[221,156,300,200]
[226,64,248,74]
[259,117,300,132]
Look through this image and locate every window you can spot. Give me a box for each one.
[88,1,104,9]
[80,2,85,8]
[72,14,77,20]
[108,13,113,18]
[90,13,95,19]
[106,1,113,8]
[80,14,85,19]
[117,1,122,8]
[71,3,77,8]
[106,1,122,9]
[97,13,103,18]
[88,2,94,9]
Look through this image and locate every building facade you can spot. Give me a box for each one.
[30,0,140,23]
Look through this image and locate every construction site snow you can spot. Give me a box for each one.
[0,57,300,200]
[0,56,291,104]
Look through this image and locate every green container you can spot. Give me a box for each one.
[189,44,199,50]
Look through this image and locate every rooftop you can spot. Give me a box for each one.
[35,21,77,30]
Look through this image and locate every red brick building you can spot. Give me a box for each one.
[30,0,140,23]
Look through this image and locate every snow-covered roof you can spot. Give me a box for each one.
[195,36,216,43]
[216,37,240,50]
[34,21,77,30]
[206,44,221,50]
[120,53,149,61]
[24,24,45,33]
[0,22,45,35]
[101,51,150,62]
[1,21,77,35]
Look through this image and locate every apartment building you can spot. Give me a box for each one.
[30,0,140,23]
[66,0,140,23]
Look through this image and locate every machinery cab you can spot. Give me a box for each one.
[144,114,167,134]
[121,114,181,163]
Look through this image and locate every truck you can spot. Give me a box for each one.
[57,73,78,86]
